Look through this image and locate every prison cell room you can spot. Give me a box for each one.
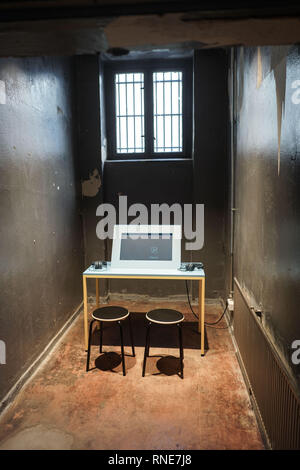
[0,1,300,453]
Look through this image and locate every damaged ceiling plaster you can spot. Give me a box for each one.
[1,12,300,56]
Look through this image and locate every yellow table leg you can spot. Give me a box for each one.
[199,279,205,356]
[96,278,99,308]
[83,276,88,351]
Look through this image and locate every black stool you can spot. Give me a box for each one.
[86,306,135,376]
[142,309,184,379]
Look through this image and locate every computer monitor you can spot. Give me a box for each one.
[111,225,181,270]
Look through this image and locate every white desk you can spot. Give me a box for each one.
[82,263,205,355]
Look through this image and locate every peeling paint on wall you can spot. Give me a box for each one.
[271,46,289,176]
[81,168,101,197]
[256,47,263,89]
[235,45,300,392]
[237,47,244,115]
[0,80,6,104]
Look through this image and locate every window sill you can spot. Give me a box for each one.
[105,157,192,163]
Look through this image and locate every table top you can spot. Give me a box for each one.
[83,262,205,279]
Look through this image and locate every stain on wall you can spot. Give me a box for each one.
[271,46,289,176]
[81,168,101,197]
[234,45,300,391]
[253,45,290,175]
[256,47,263,89]
[0,56,84,403]
[75,55,106,285]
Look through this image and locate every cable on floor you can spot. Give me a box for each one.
[185,280,229,328]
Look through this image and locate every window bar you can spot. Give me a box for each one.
[133,79,136,152]
[152,79,181,83]
[140,76,143,151]
[153,74,155,151]
[153,73,155,152]
[182,70,184,152]
[125,74,128,153]
[118,76,121,153]
[115,75,118,152]
[163,72,165,152]
[144,70,152,155]
[178,76,181,151]
[170,72,173,151]
[155,73,158,152]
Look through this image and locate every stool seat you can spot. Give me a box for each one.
[92,306,129,322]
[143,308,184,379]
[146,309,184,325]
[87,306,135,376]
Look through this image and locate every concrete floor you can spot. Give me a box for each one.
[0,300,264,450]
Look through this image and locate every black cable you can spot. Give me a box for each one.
[185,279,199,320]
[185,280,229,328]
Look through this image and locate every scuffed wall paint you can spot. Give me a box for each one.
[0,56,84,403]
[237,47,244,115]
[256,47,262,89]
[81,168,101,197]
[271,46,289,175]
[246,46,289,176]
[0,79,5,104]
[234,45,300,391]
[75,55,106,279]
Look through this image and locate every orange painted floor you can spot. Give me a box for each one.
[0,300,264,450]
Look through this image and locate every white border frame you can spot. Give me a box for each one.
[111,225,182,270]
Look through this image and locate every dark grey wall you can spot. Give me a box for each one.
[75,55,106,273]
[0,56,84,402]
[193,49,230,299]
[234,45,300,389]
[104,159,194,297]
[76,50,229,299]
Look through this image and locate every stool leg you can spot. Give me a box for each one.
[99,321,103,353]
[128,315,135,357]
[146,322,151,358]
[178,323,184,379]
[86,319,96,372]
[142,322,151,377]
[118,321,126,376]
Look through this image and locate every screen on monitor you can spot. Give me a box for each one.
[111,225,181,270]
[120,233,173,261]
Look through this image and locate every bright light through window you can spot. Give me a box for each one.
[114,68,185,155]
[153,71,183,153]
[115,73,145,154]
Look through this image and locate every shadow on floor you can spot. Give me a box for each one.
[91,350,184,378]
[88,311,208,376]
[86,312,208,375]
[90,311,209,351]
[91,351,136,373]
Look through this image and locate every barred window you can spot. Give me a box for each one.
[105,59,192,159]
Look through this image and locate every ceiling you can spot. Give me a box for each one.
[1,2,300,56]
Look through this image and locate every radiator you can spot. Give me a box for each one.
[233,278,300,449]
